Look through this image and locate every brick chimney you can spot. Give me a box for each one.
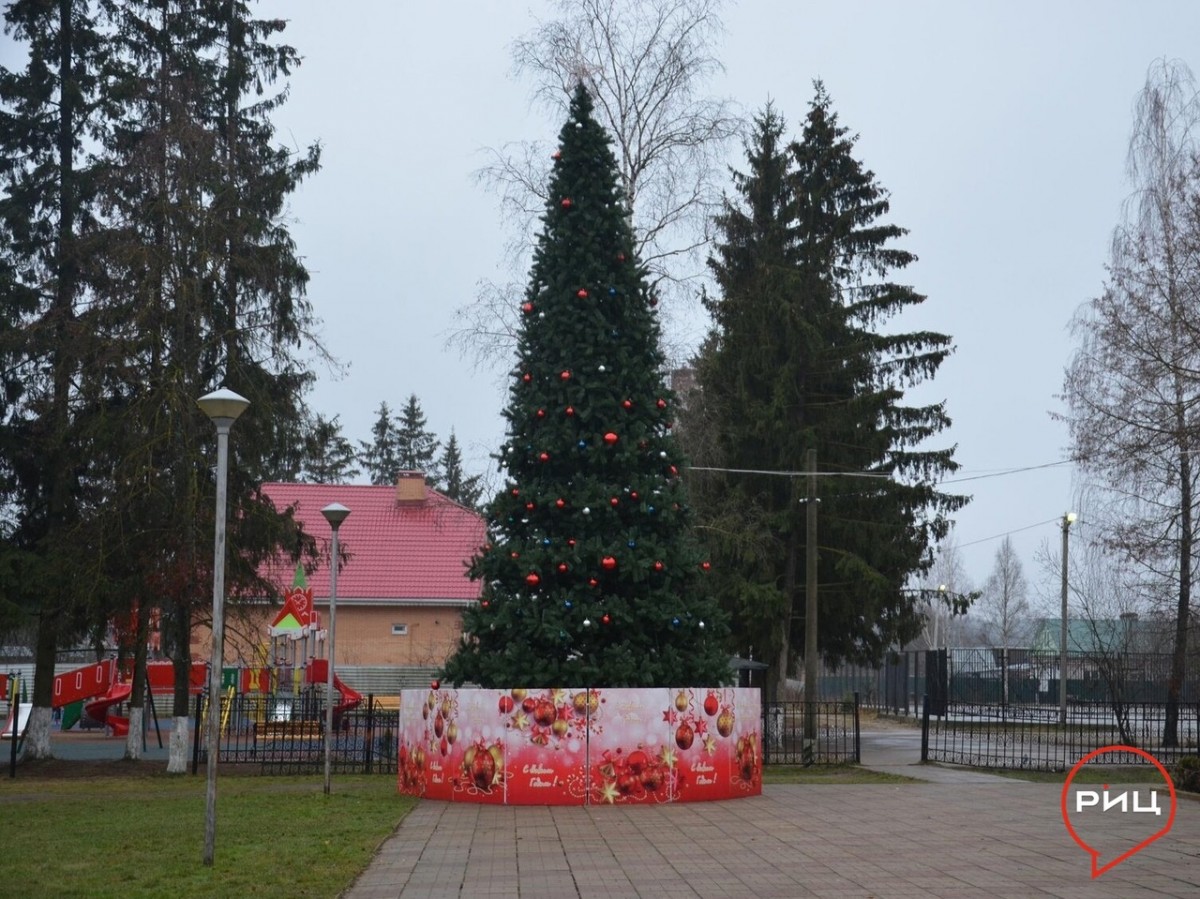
[396,471,427,504]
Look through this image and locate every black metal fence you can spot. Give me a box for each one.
[824,647,1200,714]
[762,695,860,765]
[921,698,1200,771]
[192,692,398,776]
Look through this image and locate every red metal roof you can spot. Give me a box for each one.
[259,482,485,603]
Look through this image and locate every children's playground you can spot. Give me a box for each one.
[3,573,387,771]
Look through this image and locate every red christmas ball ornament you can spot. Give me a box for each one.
[555,498,566,509]
[604,432,618,445]
[616,252,626,263]
[567,538,576,547]
[522,372,532,383]
[431,679,440,691]
[653,560,664,572]
[601,556,617,571]
[552,150,562,160]
[525,501,535,511]
[601,613,611,625]
[561,197,573,209]
[522,302,534,314]
[481,599,490,609]
[630,491,639,501]
[565,405,575,416]
[499,695,514,713]
[649,295,659,307]
[577,288,588,299]
[669,465,679,476]
[526,572,541,587]
[511,488,520,497]
[610,496,619,507]
[510,551,520,559]
[627,749,649,773]
[656,398,667,409]
[557,563,569,574]
[701,561,712,572]
[675,722,694,750]
[588,577,598,587]
[560,370,571,381]
[539,452,550,462]
[703,692,719,717]
[535,408,545,419]
[622,399,633,410]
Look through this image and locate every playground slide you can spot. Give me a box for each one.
[333,673,363,715]
[1,703,32,739]
[84,683,132,737]
[305,660,363,715]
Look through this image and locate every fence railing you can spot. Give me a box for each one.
[920,698,1200,771]
[762,695,860,765]
[192,692,398,776]
[826,648,1200,714]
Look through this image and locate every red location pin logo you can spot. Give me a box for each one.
[1060,744,1177,878]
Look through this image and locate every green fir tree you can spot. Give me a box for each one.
[359,401,401,485]
[689,89,967,693]
[396,393,440,481]
[438,429,483,509]
[442,86,729,689]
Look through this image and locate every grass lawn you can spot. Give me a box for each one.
[1,761,412,898]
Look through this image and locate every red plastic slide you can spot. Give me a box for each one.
[305,660,363,714]
[83,683,132,736]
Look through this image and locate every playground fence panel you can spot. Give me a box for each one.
[194,692,399,776]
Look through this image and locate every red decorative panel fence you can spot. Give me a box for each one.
[398,686,761,805]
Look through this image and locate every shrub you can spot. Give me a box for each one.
[1174,755,1200,793]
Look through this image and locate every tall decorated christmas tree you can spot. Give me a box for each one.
[443,86,729,689]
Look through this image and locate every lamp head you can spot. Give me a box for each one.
[1064,511,1078,526]
[321,502,351,530]
[197,387,250,425]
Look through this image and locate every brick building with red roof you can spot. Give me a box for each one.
[222,472,485,680]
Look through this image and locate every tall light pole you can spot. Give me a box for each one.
[1059,511,1077,725]
[197,387,249,866]
[321,502,350,796]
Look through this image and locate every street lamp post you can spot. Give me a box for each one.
[1059,511,1077,725]
[321,502,350,796]
[197,388,249,866]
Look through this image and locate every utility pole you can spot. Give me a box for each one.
[803,448,819,741]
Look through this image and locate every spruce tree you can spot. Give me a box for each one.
[690,89,966,691]
[442,85,728,689]
[300,413,360,484]
[396,393,440,481]
[359,401,401,485]
[0,0,113,758]
[438,429,483,509]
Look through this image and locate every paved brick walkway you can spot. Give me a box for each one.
[345,780,1200,898]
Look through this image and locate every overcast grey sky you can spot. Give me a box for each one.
[6,1,1197,602]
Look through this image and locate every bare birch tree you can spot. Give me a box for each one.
[1059,58,1200,746]
[449,0,741,370]
[979,536,1031,703]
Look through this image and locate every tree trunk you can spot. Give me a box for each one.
[26,613,59,759]
[125,602,150,760]
[124,707,143,760]
[167,716,190,774]
[1164,449,1192,747]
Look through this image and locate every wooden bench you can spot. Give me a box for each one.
[255,720,323,747]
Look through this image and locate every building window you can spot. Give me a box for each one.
[391,623,409,636]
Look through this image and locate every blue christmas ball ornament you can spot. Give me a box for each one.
[543,537,552,546]
[578,440,587,449]
[608,287,617,297]
[672,617,681,628]
[627,540,636,548]
[565,600,573,609]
